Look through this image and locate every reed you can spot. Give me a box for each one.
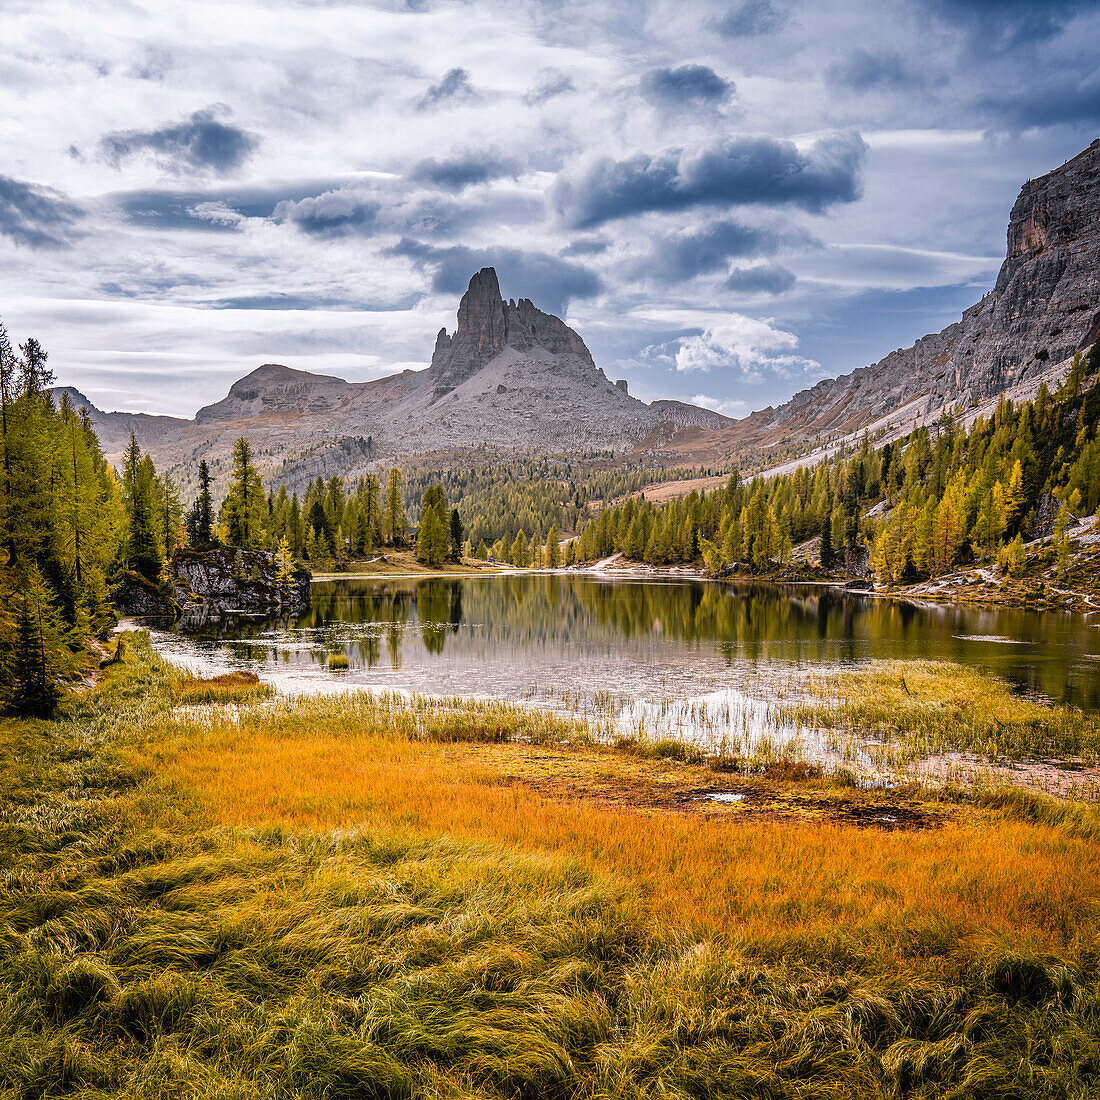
[785,659,1100,764]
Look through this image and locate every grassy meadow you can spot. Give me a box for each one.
[2,633,1099,1098]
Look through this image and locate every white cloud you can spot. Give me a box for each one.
[691,393,749,418]
[630,307,820,381]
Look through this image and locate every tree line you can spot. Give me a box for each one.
[571,344,1100,583]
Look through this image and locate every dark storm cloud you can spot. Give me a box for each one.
[561,236,610,257]
[523,70,575,105]
[0,176,83,248]
[417,67,477,110]
[724,262,796,294]
[980,72,1100,129]
[110,181,355,230]
[99,107,258,176]
[827,48,916,90]
[550,131,866,229]
[715,0,785,37]
[643,220,784,282]
[273,190,379,236]
[640,64,734,107]
[408,152,522,191]
[919,0,1089,49]
[387,238,600,314]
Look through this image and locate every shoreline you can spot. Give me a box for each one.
[311,558,1100,614]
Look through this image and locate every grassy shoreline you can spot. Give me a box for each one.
[2,635,1099,1098]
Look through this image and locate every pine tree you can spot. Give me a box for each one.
[221,438,267,550]
[545,524,560,568]
[383,467,406,547]
[186,459,216,548]
[449,508,463,562]
[510,529,529,568]
[416,485,450,567]
[122,434,162,581]
[18,338,53,398]
[8,571,72,717]
[819,506,833,570]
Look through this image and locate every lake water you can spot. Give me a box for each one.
[145,576,1100,732]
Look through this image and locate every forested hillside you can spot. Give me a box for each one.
[0,324,122,714]
[572,345,1100,586]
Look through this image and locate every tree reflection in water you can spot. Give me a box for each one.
[167,576,1100,711]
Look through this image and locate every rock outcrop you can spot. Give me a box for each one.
[755,139,1100,441]
[114,549,310,621]
[172,548,311,615]
[427,267,596,400]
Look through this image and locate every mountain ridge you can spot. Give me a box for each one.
[50,139,1100,492]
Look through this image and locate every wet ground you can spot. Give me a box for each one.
[468,743,951,830]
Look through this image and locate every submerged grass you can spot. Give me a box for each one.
[1,634,1099,1098]
[175,671,274,705]
[785,659,1100,765]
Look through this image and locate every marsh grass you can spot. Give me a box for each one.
[2,634,1099,1098]
[786,660,1100,765]
[175,671,274,705]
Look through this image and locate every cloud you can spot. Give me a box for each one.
[670,314,818,379]
[417,67,478,110]
[918,0,1089,49]
[110,182,331,230]
[978,72,1100,129]
[827,48,915,90]
[724,262,796,294]
[642,220,786,282]
[691,392,749,418]
[715,0,785,37]
[99,107,258,176]
[640,64,735,108]
[387,238,600,314]
[549,131,866,229]
[0,176,83,248]
[408,152,521,190]
[524,69,575,105]
[560,236,610,257]
[273,189,379,236]
[203,291,423,311]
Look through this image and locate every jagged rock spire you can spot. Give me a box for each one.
[428,267,596,401]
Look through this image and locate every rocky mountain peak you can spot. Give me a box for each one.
[428,266,597,400]
[196,362,353,423]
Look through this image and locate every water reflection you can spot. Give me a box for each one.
[153,575,1100,711]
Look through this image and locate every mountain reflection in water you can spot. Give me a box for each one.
[150,575,1100,713]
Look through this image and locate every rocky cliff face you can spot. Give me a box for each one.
[173,548,311,615]
[755,139,1100,443]
[427,267,597,401]
[114,549,311,621]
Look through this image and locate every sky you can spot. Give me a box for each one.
[1,0,1098,420]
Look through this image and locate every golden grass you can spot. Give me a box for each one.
[174,671,273,705]
[787,659,1100,763]
[144,693,1100,967]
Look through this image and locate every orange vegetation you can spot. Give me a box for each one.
[144,702,1100,967]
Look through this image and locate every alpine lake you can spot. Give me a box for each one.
[141,573,1100,783]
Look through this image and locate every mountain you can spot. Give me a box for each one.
[54,268,734,494]
[670,139,1100,465]
[51,140,1100,492]
[51,386,188,458]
